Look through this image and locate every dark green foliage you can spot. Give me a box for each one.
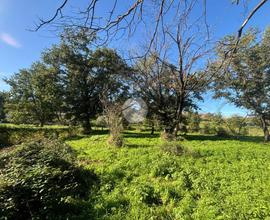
[5,62,63,126]
[0,125,77,147]
[0,140,98,219]
[136,185,162,206]
[4,28,130,133]
[43,28,130,134]
[216,126,229,137]
[131,55,204,136]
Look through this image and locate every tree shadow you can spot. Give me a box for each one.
[90,130,109,135]
[65,130,109,141]
[185,134,264,143]
[123,132,160,139]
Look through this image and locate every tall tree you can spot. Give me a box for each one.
[131,54,198,136]
[129,0,211,137]
[5,62,63,126]
[211,28,270,141]
[43,28,130,133]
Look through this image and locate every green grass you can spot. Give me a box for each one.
[66,131,270,219]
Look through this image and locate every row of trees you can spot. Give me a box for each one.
[2,28,270,141]
[2,16,212,138]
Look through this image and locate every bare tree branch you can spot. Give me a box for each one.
[33,0,69,31]
[233,0,268,53]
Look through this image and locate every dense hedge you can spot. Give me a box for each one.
[0,140,99,219]
[0,125,78,147]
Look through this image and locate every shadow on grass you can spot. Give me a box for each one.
[66,129,265,145]
[65,130,109,141]
[123,132,160,139]
[90,130,109,135]
[185,134,264,143]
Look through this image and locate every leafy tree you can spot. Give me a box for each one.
[5,62,63,126]
[226,115,247,136]
[43,28,130,134]
[211,28,270,141]
[131,55,179,136]
[187,112,201,133]
[131,52,205,138]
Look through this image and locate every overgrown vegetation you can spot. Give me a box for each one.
[0,124,77,147]
[0,139,99,219]
[64,131,270,219]
[1,1,270,219]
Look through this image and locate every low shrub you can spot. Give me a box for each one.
[200,123,215,134]
[215,126,230,137]
[107,134,124,147]
[135,185,162,206]
[160,131,175,141]
[160,142,196,157]
[0,125,78,147]
[151,160,178,178]
[0,139,99,219]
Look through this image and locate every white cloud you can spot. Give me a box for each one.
[0,33,21,48]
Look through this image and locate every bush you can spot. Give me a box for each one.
[160,142,196,157]
[0,125,77,147]
[135,185,162,206]
[107,134,124,147]
[160,131,175,141]
[215,126,229,137]
[0,140,98,219]
[200,123,215,134]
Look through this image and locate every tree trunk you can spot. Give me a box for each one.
[260,116,270,142]
[174,123,179,137]
[39,119,44,127]
[82,119,91,134]
[175,96,184,138]
[151,122,155,135]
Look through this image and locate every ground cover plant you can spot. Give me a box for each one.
[64,131,270,219]
[0,139,99,219]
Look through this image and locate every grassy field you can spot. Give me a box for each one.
[65,131,270,219]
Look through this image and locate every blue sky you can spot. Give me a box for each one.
[0,0,270,116]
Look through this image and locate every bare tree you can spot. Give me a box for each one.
[100,89,124,147]
[129,0,213,138]
[33,0,269,52]
[162,0,212,136]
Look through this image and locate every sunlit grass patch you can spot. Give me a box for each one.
[65,131,270,219]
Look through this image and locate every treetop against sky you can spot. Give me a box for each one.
[0,0,269,116]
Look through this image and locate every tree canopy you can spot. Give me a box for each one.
[211,28,270,140]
